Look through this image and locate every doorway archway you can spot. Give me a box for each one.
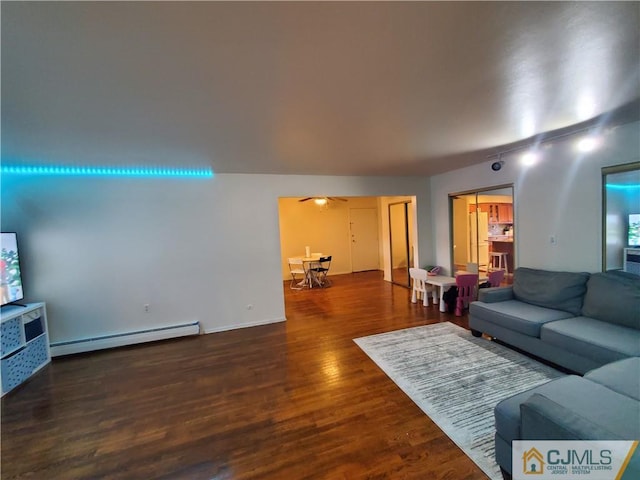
[450,185,515,284]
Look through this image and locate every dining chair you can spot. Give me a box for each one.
[487,269,505,287]
[309,256,332,287]
[455,273,479,316]
[409,268,431,306]
[288,258,308,290]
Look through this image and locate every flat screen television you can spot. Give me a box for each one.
[1,232,25,307]
[629,214,640,247]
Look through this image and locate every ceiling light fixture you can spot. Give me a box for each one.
[520,151,539,166]
[576,135,601,153]
[487,124,610,168]
[314,198,328,206]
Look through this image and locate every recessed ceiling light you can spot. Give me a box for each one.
[520,151,538,166]
[576,135,601,152]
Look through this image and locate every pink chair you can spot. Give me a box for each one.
[455,273,478,316]
[487,269,505,287]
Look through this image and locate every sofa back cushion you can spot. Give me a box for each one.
[512,267,589,315]
[581,272,640,329]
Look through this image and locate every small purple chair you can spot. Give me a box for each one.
[487,269,506,287]
[455,273,479,316]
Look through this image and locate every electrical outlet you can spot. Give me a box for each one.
[144,304,150,312]
[550,235,557,245]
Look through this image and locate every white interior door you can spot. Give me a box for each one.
[350,208,380,272]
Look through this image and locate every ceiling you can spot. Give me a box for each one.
[2,2,639,176]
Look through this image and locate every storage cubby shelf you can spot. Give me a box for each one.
[1,302,50,396]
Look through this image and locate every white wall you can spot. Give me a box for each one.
[1,174,431,344]
[430,121,640,275]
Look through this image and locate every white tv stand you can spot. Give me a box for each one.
[1,302,51,396]
[623,248,640,276]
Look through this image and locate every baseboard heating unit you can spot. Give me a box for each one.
[50,321,200,357]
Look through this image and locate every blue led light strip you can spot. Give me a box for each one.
[1,165,214,178]
[606,184,640,190]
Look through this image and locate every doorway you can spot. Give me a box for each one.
[602,162,640,272]
[389,201,413,287]
[450,185,515,284]
[278,196,419,288]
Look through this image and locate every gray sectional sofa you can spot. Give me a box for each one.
[468,267,640,479]
[494,357,640,478]
[469,267,640,374]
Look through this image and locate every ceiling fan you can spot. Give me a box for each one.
[298,197,347,205]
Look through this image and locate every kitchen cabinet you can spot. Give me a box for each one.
[469,203,513,224]
[498,204,513,223]
[469,203,492,216]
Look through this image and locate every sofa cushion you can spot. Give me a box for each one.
[541,317,640,365]
[512,267,589,315]
[477,286,514,303]
[581,272,640,330]
[469,300,574,338]
[584,357,640,401]
[495,375,640,444]
[521,393,625,440]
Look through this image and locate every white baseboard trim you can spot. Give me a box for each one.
[202,317,286,335]
[50,321,201,357]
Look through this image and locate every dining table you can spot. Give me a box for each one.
[294,253,325,288]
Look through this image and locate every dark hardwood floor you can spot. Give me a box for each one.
[1,271,489,479]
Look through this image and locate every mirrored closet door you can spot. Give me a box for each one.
[389,202,413,287]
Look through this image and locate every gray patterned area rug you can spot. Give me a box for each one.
[354,322,565,480]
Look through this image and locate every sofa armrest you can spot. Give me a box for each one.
[478,286,514,303]
[521,393,623,440]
